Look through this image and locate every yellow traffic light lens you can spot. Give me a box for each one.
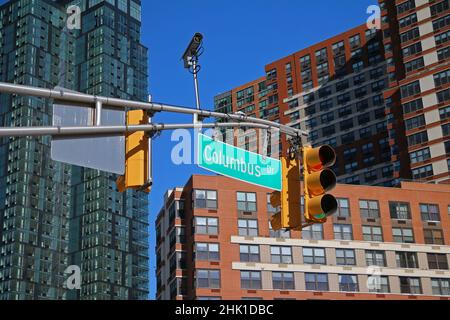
[318,145,337,167]
[321,194,338,216]
[305,169,337,196]
[305,145,336,171]
[307,194,338,217]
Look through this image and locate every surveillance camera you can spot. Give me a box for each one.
[182,33,204,68]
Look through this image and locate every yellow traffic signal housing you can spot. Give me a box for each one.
[270,156,302,231]
[303,145,338,223]
[116,109,150,193]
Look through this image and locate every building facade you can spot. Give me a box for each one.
[0,0,149,300]
[214,0,450,186]
[156,175,450,300]
[380,0,450,184]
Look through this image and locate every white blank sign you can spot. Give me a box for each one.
[51,90,125,175]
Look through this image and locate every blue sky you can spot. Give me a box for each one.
[142,0,376,299]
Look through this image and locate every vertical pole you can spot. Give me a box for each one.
[95,100,102,126]
[147,96,153,191]
[192,58,201,165]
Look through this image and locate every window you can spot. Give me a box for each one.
[408,131,428,147]
[195,217,218,235]
[321,112,334,124]
[403,42,422,57]
[438,47,450,61]
[305,105,316,116]
[412,165,434,180]
[432,279,450,296]
[400,277,422,294]
[335,198,350,217]
[340,119,354,131]
[196,243,220,261]
[372,94,384,106]
[345,161,358,174]
[197,270,220,288]
[363,226,383,242]
[437,88,450,103]
[303,247,326,265]
[431,0,450,16]
[400,81,421,98]
[435,30,450,45]
[337,92,351,105]
[392,228,415,243]
[397,0,415,14]
[318,86,332,98]
[336,79,350,91]
[410,148,431,164]
[267,68,277,80]
[366,250,386,267]
[424,229,444,245]
[349,34,361,48]
[238,219,258,237]
[369,276,390,293]
[241,271,262,289]
[405,115,425,130]
[428,254,449,270]
[400,27,419,43]
[272,272,295,290]
[389,202,411,220]
[440,106,450,120]
[339,275,359,292]
[341,132,355,144]
[320,99,333,112]
[193,190,217,209]
[302,81,313,91]
[300,55,311,68]
[433,14,450,31]
[305,273,329,291]
[285,63,292,73]
[396,251,419,268]
[322,125,336,137]
[405,57,424,73]
[315,48,328,62]
[302,224,323,240]
[352,60,364,73]
[332,41,345,54]
[269,223,290,239]
[360,200,380,218]
[420,204,440,222]
[399,13,417,28]
[443,123,450,136]
[434,69,450,87]
[338,105,353,117]
[270,246,293,264]
[403,98,423,114]
[336,249,356,266]
[240,245,260,262]
[237,192,257,212]
[334,224,353,240]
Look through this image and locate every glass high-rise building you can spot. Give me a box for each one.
[0,0,149,300]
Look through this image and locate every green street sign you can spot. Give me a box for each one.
[197,133,281,191]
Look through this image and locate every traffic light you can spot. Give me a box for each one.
[269,156,302,231]
[303,145,338,223]
[116,109,151,193]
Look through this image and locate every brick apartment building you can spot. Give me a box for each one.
[214,0,450,186]
[156,175,450,300]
